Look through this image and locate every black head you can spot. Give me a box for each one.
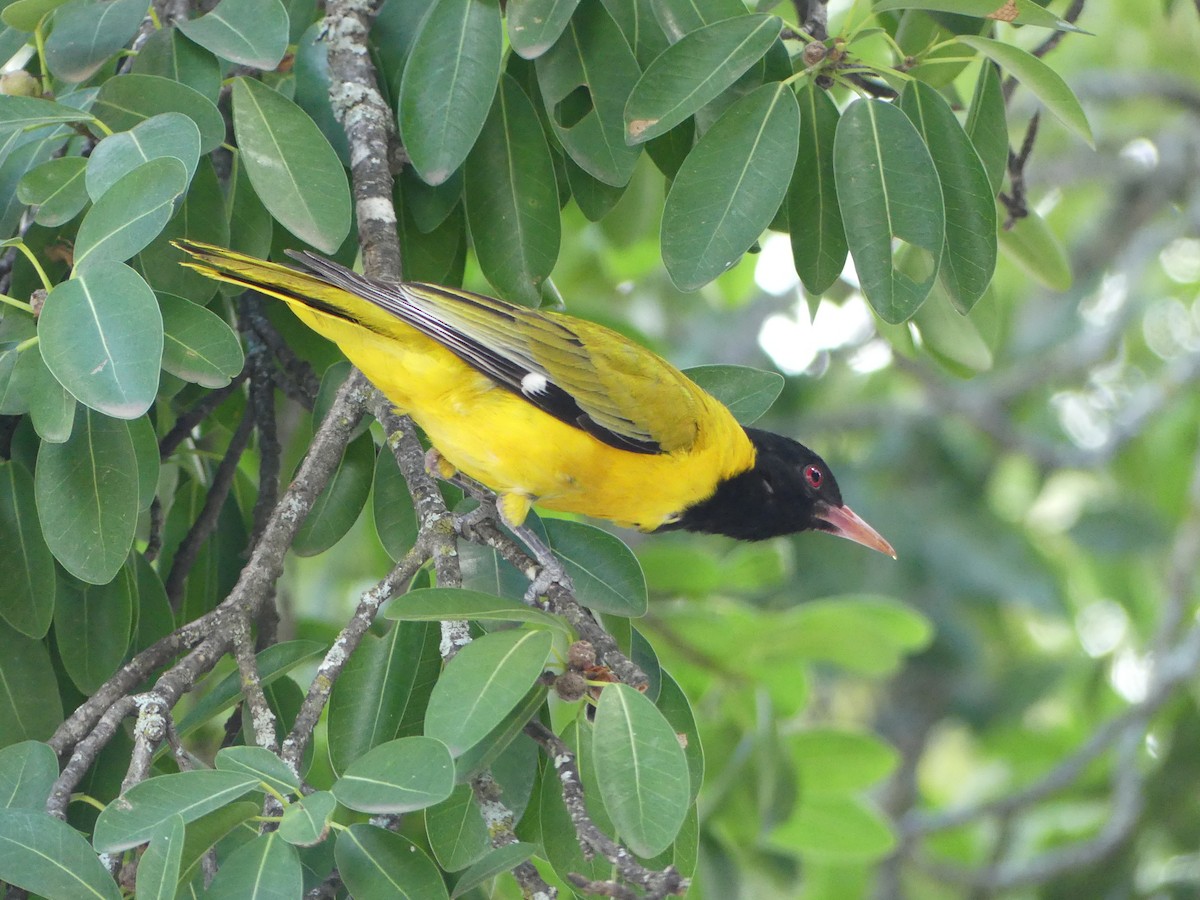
[665,428,895,555]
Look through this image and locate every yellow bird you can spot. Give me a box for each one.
[177,242,893,558]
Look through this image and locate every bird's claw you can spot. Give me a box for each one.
[524,553,574,604]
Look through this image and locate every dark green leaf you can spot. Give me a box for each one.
[655,670,704,802]
[565,156,625,221]
[544,519,647,615]
[535,1,641,187]
[331,736,455,813]
[130,27,222,100]
[93,74,225,153]
[336,824,450,900]
[788,82,846,296]
[44,0,146,83]
[371,447,418,560]
[663,82,799,291]
[93,769,261,853]
[86,112,201,201]
[0,95,91,131]
[173,801,260,890]
[450,842,537,897]
[54,564,134,694]
[957,35,1093,145]
[426,783,488,871]
[0,741,57,809]
[0,460,55,637]
[539,720,612,884]
[10,346,75,444]
[73,157,189,272]
[650,0,744,41]
[624,15,780,145]
[293,431,375,556]
[159,294,245,388]
[600,0,669,69]
[39,261,163,418]
[205,832,303,900]
[127,413,158,512]
[231,76,352,253]
[451,683,546,782]
[966,61,1008,196]
[834,99,944,323]
[293,21,351,165]
[465,72,560,305]
[215,746,302,796]
[278,791,336,846]
[508,0,580,59]
[0,808,121,900]
[592,682,691,858]
[16,156,88,226]
[135,814,184,900]
[399,0,503,185]
[683,364,783,425]
[384,586,567,632]
[0,621,62,746]
[399,166,463,234]
[177,0,289,69]
[34,407,138,583]
[327,621,440,773]
[900,80,996,312]
[873,0,1089,32]
[424,629,553,756]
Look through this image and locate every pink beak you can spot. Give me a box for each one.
[815,504,896,558]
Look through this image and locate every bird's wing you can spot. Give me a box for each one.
[288,252,707,455]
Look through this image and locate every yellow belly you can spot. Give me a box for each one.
[311,309,750,530]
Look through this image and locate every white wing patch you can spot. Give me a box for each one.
[520,372,550,395]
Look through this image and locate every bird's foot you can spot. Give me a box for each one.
[497,493,575,603]
[424,447,457,480]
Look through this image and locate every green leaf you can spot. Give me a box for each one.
[592,683,690,858]
[539,720,612,884]
[128,414,158,512]
[159,294,245,388]
[600,0,669,69]
[0,460,55,638]
[0,94,93,131]
[399,0,503,185]
[997,203,1071,291]
[35,407,138,583]
[135,814,184,900]
[0,621,63,746]
[424,629,553,756]
[331,736,455,814]
[54,564,134,694]
[336,825,450,900]
[371,448,418,561]
[13,346,76,444]
[426,783,488,871]
[0,808,122,900]
[790,728,899,794]
[783,595,933,676]
[913,287,993,375]
[649,0,744,41]
[293,431,375,556]
[565,156,625,221]
[544,519,647,616]
[205,832,302,900]
[0,741,58,809]
[957,35,1093,145]
[834,99,944,323]
[231,76,352,253]
[966,60,1008,196]
[278,790,336,846]
[73,157,189,272]
[215,746,302,796]
[178,0,289,69]
[399,166,463,234]
[384,586,568,632]
[450,842,537,898]
[788,82,847,296]
[93,74,226,153]
[464,72,560,305]
[327,621,440,773]
[873,0,1089,32]
[683,364,783,425]
[39,262,163,418]
[624,15,780,145]
[44,0,146,83]
[130,27,222,100]
[173,801,259,890]
[451,684,547,783]
[662,82,799,292]
[765,794,896,862]
[899,80,997,313]
[17,156,89,226]
[93,769,261,853]
[175,641,326,737]
[86,112,201,201]
[508,0,579,60]
[535,0,641,187]
[655,671,704,803]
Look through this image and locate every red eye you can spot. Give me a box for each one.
[804,464,823,489]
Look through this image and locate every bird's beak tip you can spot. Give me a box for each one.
[816,503,896,559]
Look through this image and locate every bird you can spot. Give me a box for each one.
[177,241,895,563]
